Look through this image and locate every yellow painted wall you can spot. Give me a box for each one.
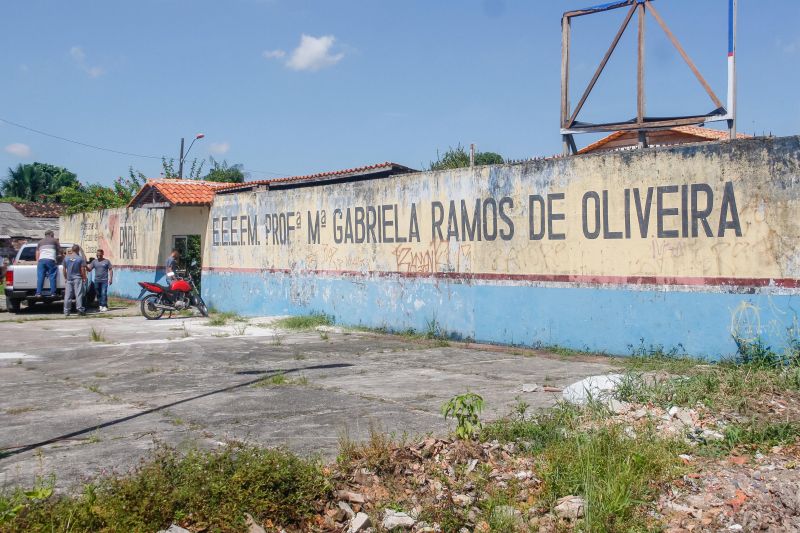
[204,138,800,284]
[59,208,165,267]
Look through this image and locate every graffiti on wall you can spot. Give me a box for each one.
[60,208,163,266]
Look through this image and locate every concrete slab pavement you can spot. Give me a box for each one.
[0,310,616,491]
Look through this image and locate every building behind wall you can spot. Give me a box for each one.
[59,179,235,298]
[1,202,63,275]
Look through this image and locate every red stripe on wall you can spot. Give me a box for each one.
[200,266,800,289]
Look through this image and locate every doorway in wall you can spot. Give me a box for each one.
[172,235,202,289]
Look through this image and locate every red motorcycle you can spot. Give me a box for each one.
[137,266,209,319]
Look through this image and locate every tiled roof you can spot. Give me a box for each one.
[215,162,416,193]
[128,179,237,207]
[9,202,66,218]
[578,126,752,155]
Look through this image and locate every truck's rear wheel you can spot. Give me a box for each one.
[140,294,165,320]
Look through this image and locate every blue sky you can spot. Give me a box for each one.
[1,0,798,186]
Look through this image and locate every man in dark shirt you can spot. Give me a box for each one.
[35,230,60,297]
[63,245,87,316]
[88,249,113,312]
[165,248,180,281]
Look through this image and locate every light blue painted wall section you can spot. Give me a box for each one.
[202,271,797,360]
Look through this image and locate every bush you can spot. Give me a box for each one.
[3,444,331,532]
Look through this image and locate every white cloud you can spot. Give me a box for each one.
[263,49,286,59]
[70,45,105,78]
[287,34,344,71]
[4,143,32,158]
[209,142,230,155]
[264,34,344,72]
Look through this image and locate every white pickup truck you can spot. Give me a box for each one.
[4,243,96,313]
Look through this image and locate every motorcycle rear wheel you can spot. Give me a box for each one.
[196,298,209,317]
[141,294,165,320]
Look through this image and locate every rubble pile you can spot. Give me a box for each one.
[659,444,800,532]
[316,437,547,532]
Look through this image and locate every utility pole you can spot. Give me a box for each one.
[178,137,185,179]
[470,143,475,168]
[727,0,737,139]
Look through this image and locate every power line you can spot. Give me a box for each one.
[0,117,164,159]
[241,167,289,177]
[0,116,294,178]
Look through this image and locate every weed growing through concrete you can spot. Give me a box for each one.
[253,373,309,388]
[89,327,107,343]
[275,313,333,330]
[205,312,242,327]
[231,323,248,336]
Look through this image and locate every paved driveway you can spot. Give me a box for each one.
[0,311,615,490]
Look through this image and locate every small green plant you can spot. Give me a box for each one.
[89,327,106,343]
[232,323,248,336]
[0,476,53,524]
[268,373,287,386]
[441,392,485,440]
[425,317,441,339]
[205,311,241,327]
[275,313,333,330]
[734,336,781,368]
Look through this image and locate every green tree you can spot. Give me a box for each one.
[54,168,145,214]
[161,157,204,179]
[428,145,504,171]
[203,157,245,183]
[1,163,79,201]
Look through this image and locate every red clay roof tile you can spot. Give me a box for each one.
[128,179,237,207]
[578,126,752,155]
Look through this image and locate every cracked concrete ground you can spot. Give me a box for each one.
[0,305,615,491]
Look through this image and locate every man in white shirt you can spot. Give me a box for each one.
[35,230,60,298]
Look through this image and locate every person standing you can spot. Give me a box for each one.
[63,245,87,316]
[165,248,180,280]
[88,249,113,312]
[35,230,60,298]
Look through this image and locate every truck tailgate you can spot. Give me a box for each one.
[11,262,65,291]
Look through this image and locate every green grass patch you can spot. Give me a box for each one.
[205,311,243,327]
[89,327,107,343]
[540,424,682,532]
[481,403,684,532]
[698,420,800,456]
[253,373,309,388]
[1,443,331,532]
[274,313,333,330]
[616,337,800,415]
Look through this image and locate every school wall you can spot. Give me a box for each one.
[202,136,800,359]
[60,207,167,298]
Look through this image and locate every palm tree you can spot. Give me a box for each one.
[1,163,79,201]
